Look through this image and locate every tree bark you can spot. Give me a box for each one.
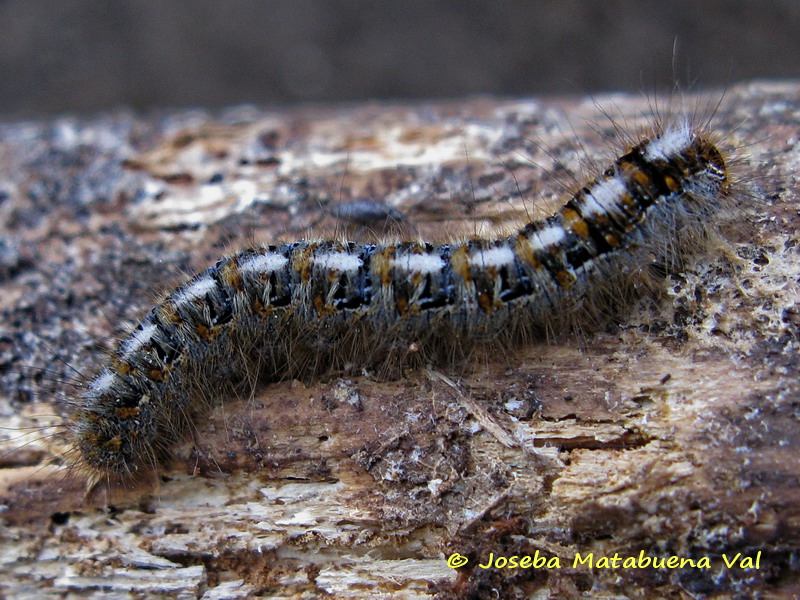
[1,82,798,599]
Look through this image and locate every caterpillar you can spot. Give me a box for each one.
[68,117,733,479]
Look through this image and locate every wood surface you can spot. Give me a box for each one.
[0,81,798,599]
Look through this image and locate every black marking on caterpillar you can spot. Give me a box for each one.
[71,119,733,478]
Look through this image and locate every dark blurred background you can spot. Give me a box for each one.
[1,0,798,116]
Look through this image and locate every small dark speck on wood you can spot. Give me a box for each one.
[331,199,406,226]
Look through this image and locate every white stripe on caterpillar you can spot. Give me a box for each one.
[581,177,628,217]
[314,252,363,272]
[174,276,217,304]
[120,323,158,358]
[392,253,445,274]
[644,121,692,161]
[239,253,289,274]
[69,120,734,479]
[530,226,565,250]
[470,246,516,268]
[88,370,116,393]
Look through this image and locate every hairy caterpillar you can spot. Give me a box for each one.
[70,118,732,478]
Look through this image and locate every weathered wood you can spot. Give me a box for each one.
[0,82,798,599]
